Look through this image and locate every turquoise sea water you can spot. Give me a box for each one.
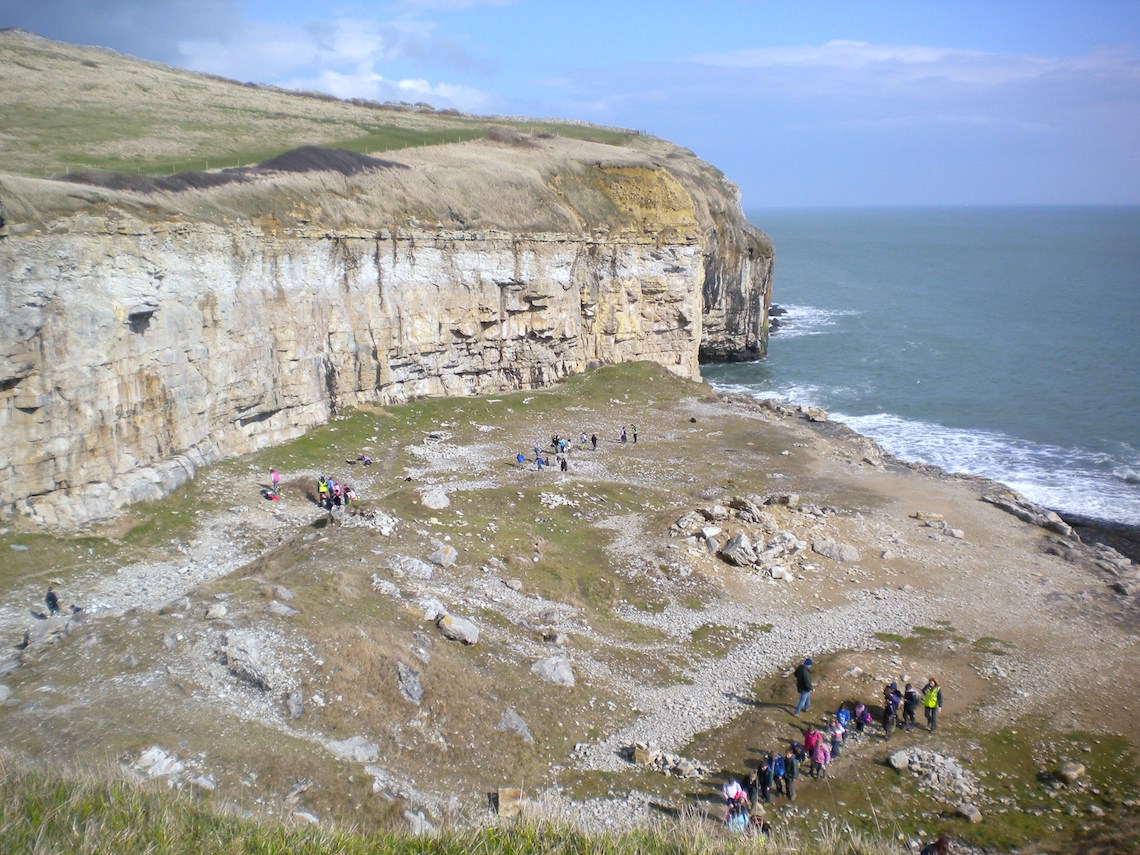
[702,206,1140,526]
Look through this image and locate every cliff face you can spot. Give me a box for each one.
[0,139,771,528]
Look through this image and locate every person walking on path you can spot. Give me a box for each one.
[792,657,814,714]
[270,468,280,493]
[923,679,943,732]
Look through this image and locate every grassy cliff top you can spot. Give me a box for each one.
[0,29,764,244]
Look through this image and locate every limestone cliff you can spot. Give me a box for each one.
[0,136,771,528]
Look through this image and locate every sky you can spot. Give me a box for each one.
[3,0,1139,207]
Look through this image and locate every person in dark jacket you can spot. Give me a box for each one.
[793,657,814,714]
[783,747,798,801]
[45,586,60,616]
[902,683,920,729]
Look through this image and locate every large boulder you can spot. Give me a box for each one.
[436,613,479,645]
[220,632,273,691]
[1058,761,1086,784]
[420,487,450,510]
[531,656,575,687]
[887,749,910,771]
[719,532,757,566]
[812,539,860,563]
[389,556,434,580]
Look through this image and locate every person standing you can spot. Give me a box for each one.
[783,747,798,801]
[803,726,822,777]
[620,426,628,443]
[631,425,638,443]
[923,679,943,732]
[45,586,60,616]
[903,683,920,729]
[590,433,598,450]
[793,657,814,714]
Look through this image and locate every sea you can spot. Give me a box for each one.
[702,206,1140,531]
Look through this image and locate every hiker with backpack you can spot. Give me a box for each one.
[903,683,920,729]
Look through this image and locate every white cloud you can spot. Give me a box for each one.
[393,0,513,9]
[690,39,1140,87]
[277,69,490,110]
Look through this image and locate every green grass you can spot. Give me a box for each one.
[0,758,914,854]
[971,636,1015,656]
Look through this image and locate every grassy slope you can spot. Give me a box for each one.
[0,30,632,179]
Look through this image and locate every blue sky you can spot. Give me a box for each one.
[3,0,1139,206]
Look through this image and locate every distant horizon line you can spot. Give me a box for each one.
[744,202,1140,212]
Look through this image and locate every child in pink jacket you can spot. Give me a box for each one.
[812,738,832,779]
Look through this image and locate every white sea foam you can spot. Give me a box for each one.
[770,304,860,339]
[836,412,1140,526]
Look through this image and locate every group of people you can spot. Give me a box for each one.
[516,431,600,472]
[882,678,944,735]
[719,657,949,839]
[316,474,357,509]
[792,657,944,736]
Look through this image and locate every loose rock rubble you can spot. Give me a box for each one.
[621,741,708,779]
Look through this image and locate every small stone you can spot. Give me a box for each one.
[956,803,983,823]
[205,603,228,620]
[496,708,534,744]
[285,690,305,720]
[267,600,299,618]
[1058,762,1086,784]
[429,545,458,567]
[888,750,910,771]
